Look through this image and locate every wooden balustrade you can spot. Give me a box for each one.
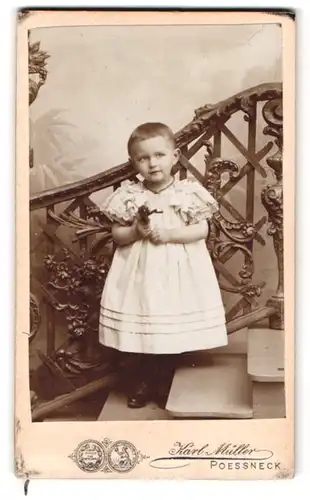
[29,82,283,419]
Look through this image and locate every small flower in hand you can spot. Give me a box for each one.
[149,228,171,245]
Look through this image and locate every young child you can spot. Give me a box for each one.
[99,122,227,408]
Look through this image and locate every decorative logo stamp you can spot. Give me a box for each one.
[69,438,148,473]
[108,440,139,473]
[71,440,107,473]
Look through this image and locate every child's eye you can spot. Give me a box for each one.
[155,153,165,158]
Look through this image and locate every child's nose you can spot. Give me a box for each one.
[150,156,157,167]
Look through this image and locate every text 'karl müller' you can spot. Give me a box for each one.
[163,442,281,471]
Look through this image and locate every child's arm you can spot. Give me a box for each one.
[112,220,151,246]
[149,221,209,245]
[169,221,209,243]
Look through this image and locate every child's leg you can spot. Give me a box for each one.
[126,353,179,409]
[127,353,157,408]
[152,354,179,408]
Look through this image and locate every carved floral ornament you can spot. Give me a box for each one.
[44,249,111,341]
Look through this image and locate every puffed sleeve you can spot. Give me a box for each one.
[99,181,141,225]
[172,179,219,225]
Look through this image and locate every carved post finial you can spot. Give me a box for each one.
[261,97,284,329]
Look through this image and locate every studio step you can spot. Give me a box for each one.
[247,328,285,382]
[247,328,286,419]
[166,354,253,419]
[252,382,286,419]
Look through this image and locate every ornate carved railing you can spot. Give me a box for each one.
[29,81,283,419]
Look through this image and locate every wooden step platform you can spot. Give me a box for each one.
[247,328,284,382]
[252,382,286,419]
[166,354,253,419]
[248,328,285,419]
[98,391,172,421]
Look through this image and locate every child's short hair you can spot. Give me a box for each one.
[127,122,176,156]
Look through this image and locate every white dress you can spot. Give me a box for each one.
[98,179,228,354]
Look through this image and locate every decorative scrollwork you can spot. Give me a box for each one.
[44,246,113,376]
[211,241,263,304]
[203,139,240,197]
[29,293,41,341]
[55,346,108,375]
[204,158,240,198]
[261,97,284,329]
[175,83,282,148]
[29,83,282,212]
[262,98,283,181]
[44,249,111,340]
[262,98,283,140]
[203,141,257,244]
[201,140,262,306]
[261,184,283,239]
[47,208,111,240]
[240,95,257,122]
[85,205,113,224]
[213,213,257,244]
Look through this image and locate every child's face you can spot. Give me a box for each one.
[129,135,180,185]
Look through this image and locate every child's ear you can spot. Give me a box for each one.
[174,148,181,163]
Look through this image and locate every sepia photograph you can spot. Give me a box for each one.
[15,9,295,480]
[28,20,285,423]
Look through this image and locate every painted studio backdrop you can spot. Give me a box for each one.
[30,25,281,190]
[29,23,284,421]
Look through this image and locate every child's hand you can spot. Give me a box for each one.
[149,228,171,245]
[135,219,151,240]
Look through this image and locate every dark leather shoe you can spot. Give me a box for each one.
[127,381,151,409]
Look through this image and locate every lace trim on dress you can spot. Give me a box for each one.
[100,178,219,225]
[170,179,219,224]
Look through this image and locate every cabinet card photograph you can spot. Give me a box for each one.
[15,9,295,480]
